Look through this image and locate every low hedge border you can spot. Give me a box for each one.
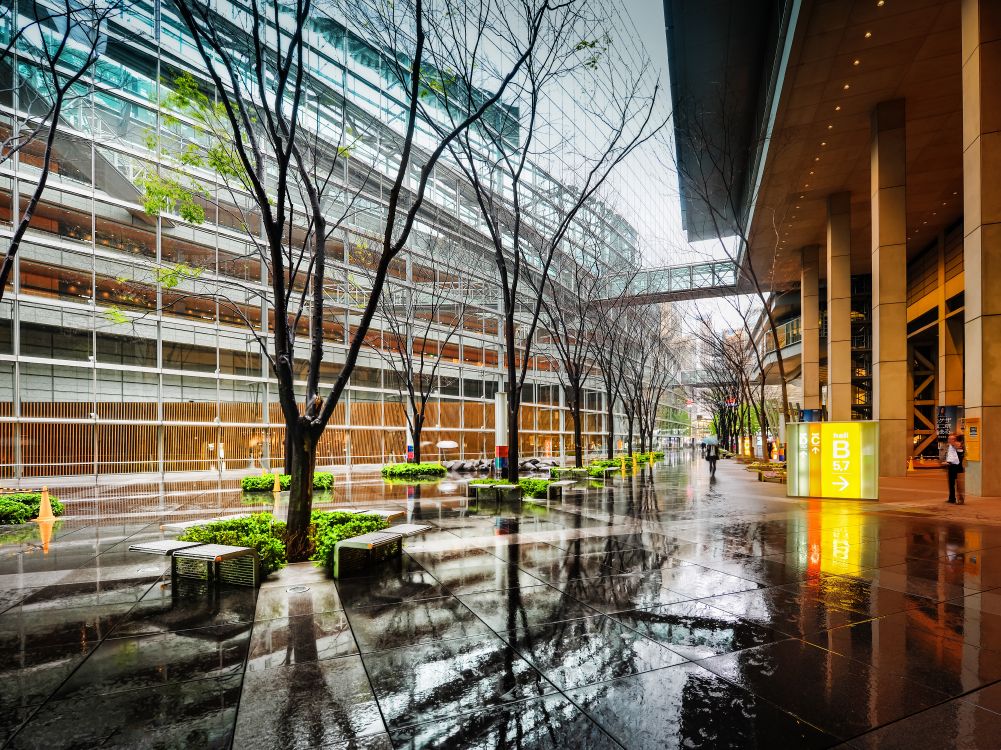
[241,472,334,492]
[469,478,550,499]
[380,463,447,480]
[0,493,66,525]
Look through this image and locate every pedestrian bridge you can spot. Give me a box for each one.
[600,259,745,305]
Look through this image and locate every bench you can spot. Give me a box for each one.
[358,508,407,523]
[758,470,787,484]
[551,467,588,480]
[129,539,259,587]
[469,483,523,502]
[388,523,433,537]
[332,529,404,578]
[547,480,577,500]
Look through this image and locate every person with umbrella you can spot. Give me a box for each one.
[704,436,720,477]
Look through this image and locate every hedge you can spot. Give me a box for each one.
[380,463,447,480]
[0,493,65,525]
[309,511,389,567]
[178,513,288,575]
[174,510,390,577]
[519,478,550,499]
[241,472,334,492]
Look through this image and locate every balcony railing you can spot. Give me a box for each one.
[761,317,802,355]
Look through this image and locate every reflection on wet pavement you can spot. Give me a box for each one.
[6,456,1001,747]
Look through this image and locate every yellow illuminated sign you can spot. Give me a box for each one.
[787,421,879,500]
[821,422,862,498]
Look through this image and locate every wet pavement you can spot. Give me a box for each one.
[4,454,1001,747]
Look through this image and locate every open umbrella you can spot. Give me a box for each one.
[704,436,719,445]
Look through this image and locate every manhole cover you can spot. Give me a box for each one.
[286,585,310,593]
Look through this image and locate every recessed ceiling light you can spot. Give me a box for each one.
[835,105,842,111]
[827,124,834,130]
[809,170,815,175]
[843,83,851,90]
[821,142,827,147]
[865,31,873,39]
[814,156,820,162]
[800,194,805,199]
[805,183,810,187]
[877,0,885,6]
[853,59,861,66]
[795,205,800,209]
[942,201,947,206]
[953,190,958,195]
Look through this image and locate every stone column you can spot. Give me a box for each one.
[801,246,821,412]
[938,234,964,407]
[962,0,1001,496]
[871,99,909,477]
[826,193,852,421]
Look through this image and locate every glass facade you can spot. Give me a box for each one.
[0,0,686,478]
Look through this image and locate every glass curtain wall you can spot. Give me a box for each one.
[0,0,676,479]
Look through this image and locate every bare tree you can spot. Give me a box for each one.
[592,287,633,458]
[0,0,127,301]
[443,4,665,480]
[144,0,550,559]
[371,228,470,464]
[671,87,794,422]
[538,229,611,467]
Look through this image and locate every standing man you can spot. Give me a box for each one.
[705,441,720,477]
[943,432,965,504]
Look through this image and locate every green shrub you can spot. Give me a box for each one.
[380,463,447,480]
[0,499,31,525]
[312,472,334,489]
[310,511,388,567]
[178,513,287,575]
[0,493,65,525]
[241,473,334,492]
[469,478,514,486]
[632,451,664,462]
[519,478,550,499]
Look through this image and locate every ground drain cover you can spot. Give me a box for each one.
[137,567,161,574]
[286,585,310,593]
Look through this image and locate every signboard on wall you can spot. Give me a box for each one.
[966,417,981,462]
[787,421,879,500]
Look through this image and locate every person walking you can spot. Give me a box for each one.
[944,432,965,504]
[705,441,720,477]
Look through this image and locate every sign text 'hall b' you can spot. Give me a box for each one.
[787,422,879,500]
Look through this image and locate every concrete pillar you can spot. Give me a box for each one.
[871,99,909,477]
[938,234,964,406]
[826,193,852,421]
[801,246,821,411]
[962,0,1001,497]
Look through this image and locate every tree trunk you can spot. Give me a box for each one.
[605,387,615,459]
[572,402,584,468]
[626,415,634,455]
[412,414,424,464]
[507,390,520,482]
[286,425,317,563]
